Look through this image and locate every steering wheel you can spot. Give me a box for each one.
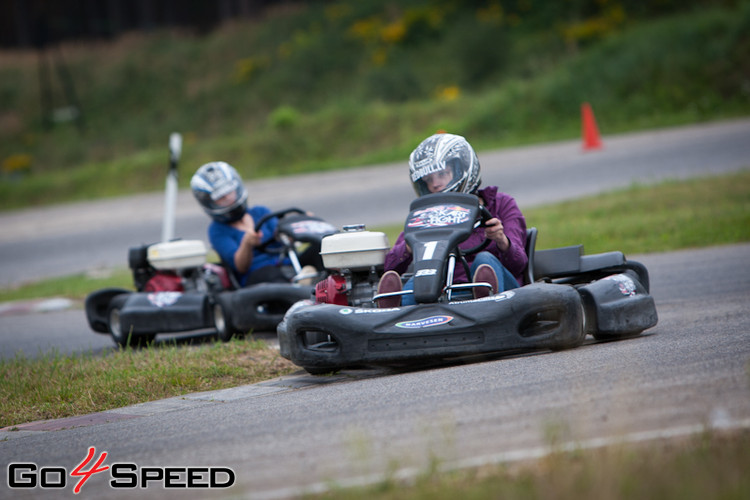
[253,207,306,253]
[460,204,493,256]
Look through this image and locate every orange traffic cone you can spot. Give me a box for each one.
[581,102,603,151]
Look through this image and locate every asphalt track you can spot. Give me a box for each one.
[0,119,749,498]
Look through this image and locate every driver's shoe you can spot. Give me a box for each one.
[376,270,402,308]
[472,264,498,299]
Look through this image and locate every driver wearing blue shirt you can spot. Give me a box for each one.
[191,162,290,286]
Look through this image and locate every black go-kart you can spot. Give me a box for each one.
[277,192,658,374]
[85,208,336,347]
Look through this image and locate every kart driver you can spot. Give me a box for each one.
[191,161,313,287]
[379,132,528,307]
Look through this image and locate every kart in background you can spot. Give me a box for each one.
[85,207,336,347]
[277,192,658,374]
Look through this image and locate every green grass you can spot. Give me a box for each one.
[1,2,749,211]
[0,338,296,429]
[312,430,750,500]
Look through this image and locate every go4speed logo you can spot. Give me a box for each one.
[7,447,235,493]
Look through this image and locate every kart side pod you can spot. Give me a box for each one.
[578,270,658,339]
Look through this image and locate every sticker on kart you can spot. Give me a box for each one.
[147,291,182,307]
[407,205,471,228]
[452,290,516,304]
[338,307,400,315]
[289,220,337,235]
[396,315,454,329]
[604,274,636,296]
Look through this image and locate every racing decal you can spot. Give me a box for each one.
[338,307,400,315]
[415,268,437,277]
[453,290,516,304]
[407,205,470,228]
[396,315,453,329]
[147,291,182,308]
[289,220,337,235]
[604,274,637,297]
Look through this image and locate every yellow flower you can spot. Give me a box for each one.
[381,21,406,44]
[436,85,460,101]
[2,154,32,174]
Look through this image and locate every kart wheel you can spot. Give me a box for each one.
[107,295,155,347]
[213,294,241,342]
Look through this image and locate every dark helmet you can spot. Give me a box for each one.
[190,161,248,223]
[409,133,481,197]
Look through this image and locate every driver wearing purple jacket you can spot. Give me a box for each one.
[379,132,528,307]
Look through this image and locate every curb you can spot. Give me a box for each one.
[0,297,77,317]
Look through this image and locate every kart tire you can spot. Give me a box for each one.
[107,295,155,347]
[213,293,242,342]
[85,288,131,333]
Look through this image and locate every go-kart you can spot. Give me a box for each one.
[85,208,336,347]
[277,192,658,374]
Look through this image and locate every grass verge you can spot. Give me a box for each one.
[312,429,750,500]
[0,338,297,429]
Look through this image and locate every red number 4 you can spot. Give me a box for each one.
[70,447,109,494]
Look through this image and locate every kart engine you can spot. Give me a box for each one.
[315,269,381,307]
[315,225,389,307]
[129,240,229,293]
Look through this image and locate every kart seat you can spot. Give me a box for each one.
[525,227,627,281]
[524,227,538,285]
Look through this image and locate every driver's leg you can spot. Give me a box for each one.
[470,252,519,293]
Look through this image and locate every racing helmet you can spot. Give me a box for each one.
[190,161,248,223]
[409,133,481,197]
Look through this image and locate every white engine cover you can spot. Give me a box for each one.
[147,240,207,270]
[320,228,389,271]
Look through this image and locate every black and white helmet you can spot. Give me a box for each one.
[409,133,481,197]
[190,161,248,223]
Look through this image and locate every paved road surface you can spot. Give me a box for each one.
[1,243,748,499]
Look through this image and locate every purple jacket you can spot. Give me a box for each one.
[384,186,529,285]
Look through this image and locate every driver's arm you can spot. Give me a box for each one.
[234,226,263,274]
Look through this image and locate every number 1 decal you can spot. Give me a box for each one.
[423,241,438,260]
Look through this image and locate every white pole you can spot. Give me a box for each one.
[162,132,182,242]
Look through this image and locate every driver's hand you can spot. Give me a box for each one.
[241,228,263,248]
[484,218,510,252]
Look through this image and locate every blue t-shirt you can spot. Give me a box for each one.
[208,206,289,286]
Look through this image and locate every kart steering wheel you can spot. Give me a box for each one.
[460,204,493,256]
[253,207,307,253]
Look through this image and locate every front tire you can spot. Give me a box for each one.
[214,294,242,342]
[107,295,155,347]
